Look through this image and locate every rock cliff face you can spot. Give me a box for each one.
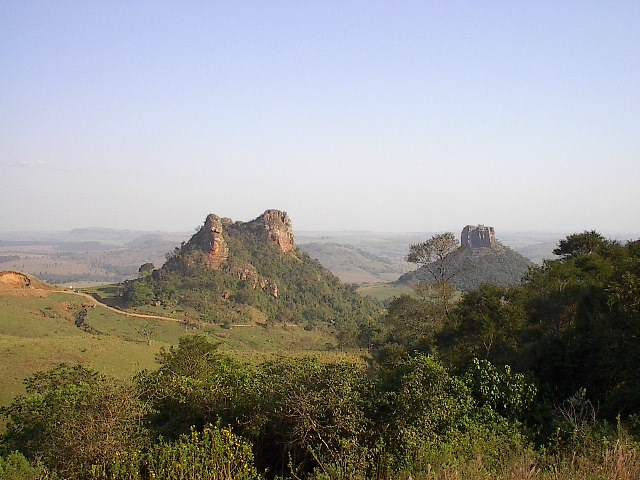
[186,214,230,269]
[461,225,497,249]
[242,209,295,253]
[181,209,295,298]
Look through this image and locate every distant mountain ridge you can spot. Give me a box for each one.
[1,226,571,285]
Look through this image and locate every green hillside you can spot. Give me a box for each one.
[298,241,412,284]
[120,212,383,333]
[0,275,357,408]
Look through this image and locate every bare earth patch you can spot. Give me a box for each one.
[0,271,52,296]
[0,271,31,287]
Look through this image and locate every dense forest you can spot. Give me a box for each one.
[2,231,640,479]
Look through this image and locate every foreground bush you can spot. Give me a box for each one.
[4,339,640,479]
[0,365,149,479]
[91,423,260,480]
[0,451,57,480]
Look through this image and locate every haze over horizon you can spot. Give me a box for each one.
[2,2,639,236]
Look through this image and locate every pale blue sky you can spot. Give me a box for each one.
[1,1,639,235]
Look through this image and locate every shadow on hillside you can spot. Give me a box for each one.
[88,290,126,309]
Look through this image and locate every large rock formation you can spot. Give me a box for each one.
[186,214,230,269]
[398,225,532,291]
[461,225,497,249]
[185,209,295,266]
[180,209,295,298]
[241,209,295,253]
[134,209,381,327]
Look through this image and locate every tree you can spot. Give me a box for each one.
[379,294,437,355]
[463,358,537,421]
[122,279,156,306]
[372,354,526,473]
[443,283,526,367]
[407,232,460,280]
[136,336,257,440]
[407,232,461,315]
[136,321,157,345]
[138,262,155,277]
[254,357,374,477]
[553,230,612,259]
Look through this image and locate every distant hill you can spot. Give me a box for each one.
[0,230,189,284]
[122,210,383,329]
[397,226,534,291]
[298,242,414,284]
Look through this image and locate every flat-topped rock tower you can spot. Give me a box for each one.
[461,225,497,249]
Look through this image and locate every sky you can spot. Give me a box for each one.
[1,1,639,236]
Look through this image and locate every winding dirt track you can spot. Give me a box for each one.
[56,289,184,324]
[0,270,182,323]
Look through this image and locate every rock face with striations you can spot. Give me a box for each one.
[461,225,497,249]
[242,209,295,253]
[180,209,295,298]
[186,214,230,269]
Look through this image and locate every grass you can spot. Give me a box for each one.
[0,288,161,406]
[357,283,416,301]
[404,439,640,479]
[0,283,361,408]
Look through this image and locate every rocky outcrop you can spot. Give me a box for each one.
[242,209,295,253]
[461,225,497,249]
[181,209,295,298]
[186,214,229,269]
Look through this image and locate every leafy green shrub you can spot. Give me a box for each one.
[0,452,57,480]
[253,357,374,478]
[91,423,260,480]
[136,336,258,440]
[463,358,537,420]
[372,354,531,476]
[0,365,149,479]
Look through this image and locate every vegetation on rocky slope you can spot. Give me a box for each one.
[121,218,383,335]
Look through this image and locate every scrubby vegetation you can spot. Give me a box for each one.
[120,227,382,336]
[2,230,640,479]
[398,241,533,291]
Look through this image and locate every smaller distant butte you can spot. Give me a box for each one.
[461,224,497,249]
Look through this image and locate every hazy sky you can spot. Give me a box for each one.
[1,1,639,235]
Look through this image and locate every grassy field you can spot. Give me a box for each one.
[0,287,159,406]
[357,283,415,301]
[0,279,360,409]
